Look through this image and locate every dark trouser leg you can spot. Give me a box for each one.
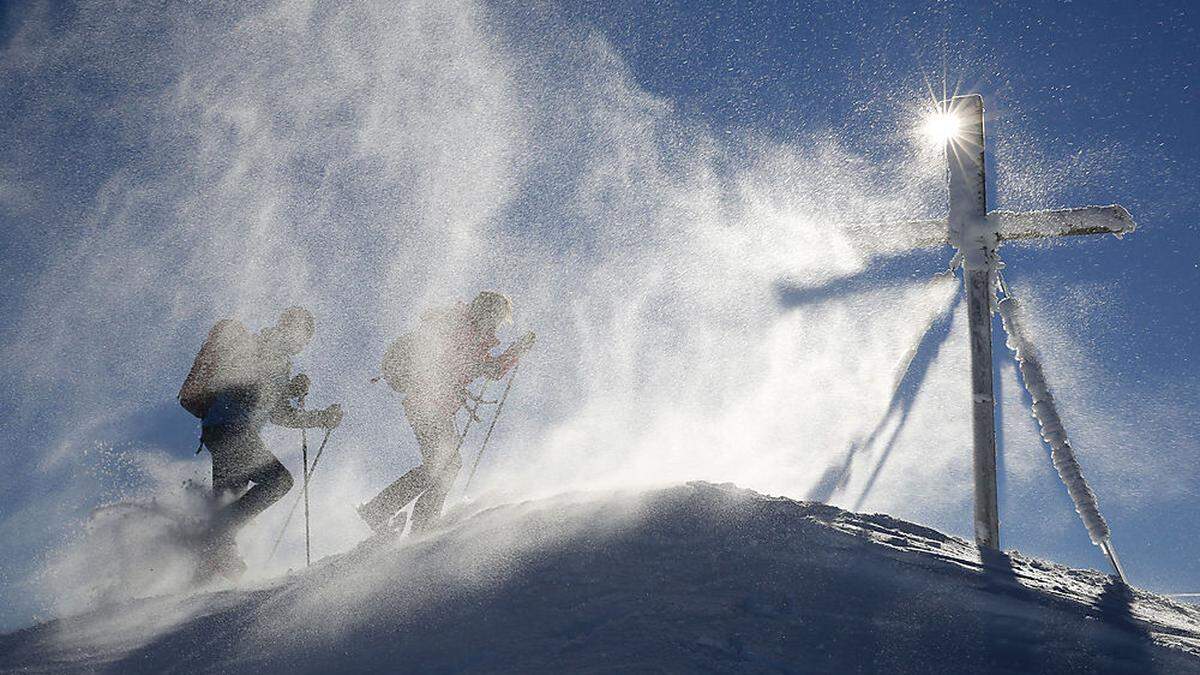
[391,398,460,530]
[410,452,462,533]
[408,409,463,533]
[362,401,460,534]
[359,466,431,529]
[225,455,293,530]
[208,426,249,502]
[204,425,294,536]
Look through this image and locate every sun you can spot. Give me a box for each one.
[922,106,962,146]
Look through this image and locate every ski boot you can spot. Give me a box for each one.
[357,501,407,537]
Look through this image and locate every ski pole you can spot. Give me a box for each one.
[306,426,335,477]
[266,427,334,565]
[302,425,311,567]
[463,362,521,494]
[452,383,489,453]
[299,394,313,568]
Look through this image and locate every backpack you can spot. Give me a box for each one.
[178,319,254,418]
[380,304,470,395]
[380,331,418,394]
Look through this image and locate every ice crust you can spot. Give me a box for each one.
[997,294,1112,546]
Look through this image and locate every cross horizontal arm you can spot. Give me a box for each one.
[842,218,946,249]
[991,205,1137,242]
[848,204,1136,251]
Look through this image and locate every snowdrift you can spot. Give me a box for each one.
[2,482,1199,673]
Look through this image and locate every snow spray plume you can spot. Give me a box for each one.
[0,0,969,626]
[5,0,1181,633]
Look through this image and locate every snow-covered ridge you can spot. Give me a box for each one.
[2,482,1198,673]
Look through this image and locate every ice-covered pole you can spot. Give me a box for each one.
[996,290,1127,581]
[945,95,1001,549]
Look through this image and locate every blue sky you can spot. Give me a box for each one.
[550,0,1200,586]
[0,0,1196,631]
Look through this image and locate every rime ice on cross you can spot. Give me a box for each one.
[900,95,1135,569]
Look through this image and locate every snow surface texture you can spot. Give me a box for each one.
[2,482,1198,673]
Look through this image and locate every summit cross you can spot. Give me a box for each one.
[896,94,1136,552]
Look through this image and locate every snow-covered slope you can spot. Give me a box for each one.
[3,482,1199,673]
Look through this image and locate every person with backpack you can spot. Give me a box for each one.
[358,291,534,536]
[179,306,343,577]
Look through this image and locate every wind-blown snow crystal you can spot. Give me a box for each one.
[885,270,959,394]
[0,0,967,627]
[997,293,1110,546]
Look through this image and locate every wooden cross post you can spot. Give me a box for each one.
[896,94,1137,550]
[946,95,1003,549]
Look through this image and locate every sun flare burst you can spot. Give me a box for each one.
[922,107,962,146]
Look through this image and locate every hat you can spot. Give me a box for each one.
[467,291,513,329]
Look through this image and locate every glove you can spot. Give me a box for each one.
[498,331,535,373]
[288,374,311,400]
[515,330,536,354]
[320,403,343,429]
